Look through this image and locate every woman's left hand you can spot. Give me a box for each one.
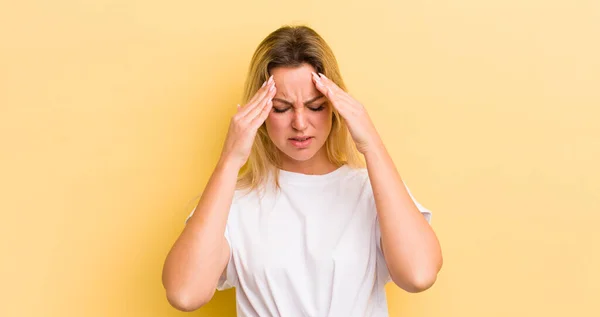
[312,72,382,154]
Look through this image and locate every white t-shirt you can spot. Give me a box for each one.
[186,164,432,317]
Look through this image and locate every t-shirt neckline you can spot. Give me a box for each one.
[278,164,349,185]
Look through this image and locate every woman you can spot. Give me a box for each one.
[162,25,443,316]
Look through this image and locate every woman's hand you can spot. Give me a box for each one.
[311,72,382,154]
[220,75,276,169]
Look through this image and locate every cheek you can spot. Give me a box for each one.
[314,110,333,129]
[265,114,290,137]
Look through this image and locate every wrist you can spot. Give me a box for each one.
[362,136,386,158]
[217,155,244,173]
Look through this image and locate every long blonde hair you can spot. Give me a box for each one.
[236,25,365,193]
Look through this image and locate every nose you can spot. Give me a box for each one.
[291,108,308,131]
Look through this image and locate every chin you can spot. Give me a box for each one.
[282,150,319,162]
[277,138,326,162]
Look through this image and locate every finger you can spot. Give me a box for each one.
[318,73,339,91]
[246,84,275,121]
[245,83,276,121]
[238,75,273,117]
[311,71,327,94]
[316,72,344,94]
[241,81,272,117]
[311,73,352,119]
[250,96,273,129]
[239,77,274,117]
[247,75,274,106]
[312,72,337,104]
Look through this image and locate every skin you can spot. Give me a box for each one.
[264,62,443,292]
[162,76,277,312]
[266,64,338,175]
[309,67,443,293]
[162,63,443,312]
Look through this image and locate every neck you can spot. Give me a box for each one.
[279,147,338,175]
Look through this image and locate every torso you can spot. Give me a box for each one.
[222,165,392,317]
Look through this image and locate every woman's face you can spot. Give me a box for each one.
[266,63,333,167]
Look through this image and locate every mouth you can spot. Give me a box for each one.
[288,136,314,148]
[289,136,313,141]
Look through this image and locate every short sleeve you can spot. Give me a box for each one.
[375,180,432,249]
[374,181,433,283]
[184,206,236,291]
[405,182,432,223]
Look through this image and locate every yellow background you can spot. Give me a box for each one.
[1,0,598,316]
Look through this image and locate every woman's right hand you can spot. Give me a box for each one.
[219,75,276,169]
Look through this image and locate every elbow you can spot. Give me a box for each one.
[165,287,214,312]
[402,252,444,293]
[406,272,438,293]
[162,263,217,311]
[392,268,440,293]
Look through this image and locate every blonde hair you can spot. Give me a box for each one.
[236,25,365,194]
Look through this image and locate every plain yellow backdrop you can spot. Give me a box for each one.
[1,0,598,316]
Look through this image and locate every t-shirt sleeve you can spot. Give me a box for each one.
[404,182,432,223]
[184,206,237,291]
[374,180,432,247]
[374,180,433,283]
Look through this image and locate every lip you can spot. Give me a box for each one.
[288,136,313,149]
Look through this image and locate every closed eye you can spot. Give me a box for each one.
[273,103,327,113]
[309,103,326,112]
[272,107,288,113]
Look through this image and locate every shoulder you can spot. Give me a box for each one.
[340,165,369,181]
[330,166,375,202]
[229,186,273,213]
[342,165,373,191]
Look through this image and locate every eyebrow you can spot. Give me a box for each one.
[272,94,325,106]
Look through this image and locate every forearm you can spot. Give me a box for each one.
[364,141,442,292]
[162,157,239,307]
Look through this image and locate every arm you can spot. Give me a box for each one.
[309,72,442,292]
[365,141,443,293]
[161,158,238,311]
[162,74,276,311]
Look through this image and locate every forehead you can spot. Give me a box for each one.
[270,63,319,101]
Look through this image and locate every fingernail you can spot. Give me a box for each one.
[319,73,327,79]
[262,80,267,88]
[268,75,274,83]
[270,84,276,91]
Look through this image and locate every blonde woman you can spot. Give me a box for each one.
[162,25,443,316]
